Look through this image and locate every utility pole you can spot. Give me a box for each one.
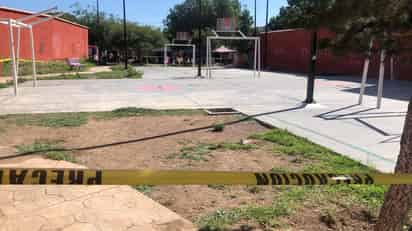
[96,0,100,25]
[197,0,202,77]
[254,0,257,35]
[264,0,269,69]
[123,0,128,69]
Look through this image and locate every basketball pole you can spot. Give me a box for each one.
[264,0,269,69]
[197,0,202,77]
[122,0,128,70]
[254,0,257,35]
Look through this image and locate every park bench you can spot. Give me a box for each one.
[66,58,83,71]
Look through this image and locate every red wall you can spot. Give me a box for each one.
[261,28,412,81]
[0,8,88,61]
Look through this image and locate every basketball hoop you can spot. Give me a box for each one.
[216,17,237,32]
[175,32,192,42]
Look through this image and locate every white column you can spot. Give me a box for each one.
[192,45,196,68]
[377,49,386,109]
[253,39,257,78]
[29,26,37,87]
[8,20,18,96]
[358,39,373,105]
[16,27,21,75]
[258,38,261,77]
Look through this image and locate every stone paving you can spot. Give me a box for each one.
[0,157,196,231]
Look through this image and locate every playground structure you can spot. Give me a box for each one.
[164,32,196,67]
[206,18,261,79]
[0,7,62,96]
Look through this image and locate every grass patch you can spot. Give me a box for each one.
[132,185,154,195]
[170,142,257,161]
[197,187,306,230]
[2,108,204,128]
[15,139,75,162]
[95,107,204,120]
[12,113,89,128]
[1,60,94,76]
[42,66,143,80]
[211,123,225,132]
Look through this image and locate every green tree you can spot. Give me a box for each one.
[62,4,165,63]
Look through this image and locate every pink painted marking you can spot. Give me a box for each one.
[137,85,180,92]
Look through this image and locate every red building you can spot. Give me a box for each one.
[0,6,88,61]
[261,28,412,81]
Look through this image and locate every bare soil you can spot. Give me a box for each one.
[0,114,376,230]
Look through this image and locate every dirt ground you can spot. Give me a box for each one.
[0,113,376,230]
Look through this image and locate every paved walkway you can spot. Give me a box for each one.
[0,157,196,231]
[0,66,411,172]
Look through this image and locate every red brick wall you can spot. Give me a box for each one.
[261,28,412,80]
[0,8,88,61]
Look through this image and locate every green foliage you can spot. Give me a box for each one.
[15,139,75,162]
[251,129,370,173]
[133,185,154,195]
[63,5,166,63]
[0,60,92,77]
[197,188,306,230]
[47,68,143,80]
[96,107,203,120]
[170,142,257,161]
[13,113,89,128]
[211,123,225,132]
[268,0,336,30]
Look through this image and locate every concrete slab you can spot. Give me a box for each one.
[0,157,196,231]
[0,66,411,172]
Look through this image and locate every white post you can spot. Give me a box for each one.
[192,45,196,68]
[359,39,373,105]
[164,45,167,67]
[209,38,212,79]
[377,49,386,109]
[253,39,257,78]
[16,27,21,75]
[29,26,37,87]
[8,20,18,96]
[390,55,395,80]
[258,38,261,77]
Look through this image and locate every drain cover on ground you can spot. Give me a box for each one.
[204,108,240,115]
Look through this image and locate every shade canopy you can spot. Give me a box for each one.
[213,46,237,53]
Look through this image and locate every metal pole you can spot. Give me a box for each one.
[254,0,257,36]
[206,37,209,78]
[377,49,386,109]
[258,38,261,77]
[16,27,21,75]
[8,20,18,96]
[122,0,128,69]
[304,30,318,104]
[197,0,202,77]
[264,0,269,69]
[193,45,196,68]
[390,56,395,80]
[359,39,373,105]
[164,45,167,67]
[96,0,100,25]
[254,39,257,78]
[29,26,37,87]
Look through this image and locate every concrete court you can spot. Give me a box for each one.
[0,66,411,172]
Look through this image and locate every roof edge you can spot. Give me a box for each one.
[0,6,88,29]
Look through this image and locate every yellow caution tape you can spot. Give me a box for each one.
[0,168,408,185]
[0,58,39,63]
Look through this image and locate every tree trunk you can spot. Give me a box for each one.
[375,98,412,231]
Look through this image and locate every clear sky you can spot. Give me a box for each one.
[0,0,287,27]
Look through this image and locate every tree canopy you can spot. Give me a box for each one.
[62,4,166,62]
[163,0,253,41]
